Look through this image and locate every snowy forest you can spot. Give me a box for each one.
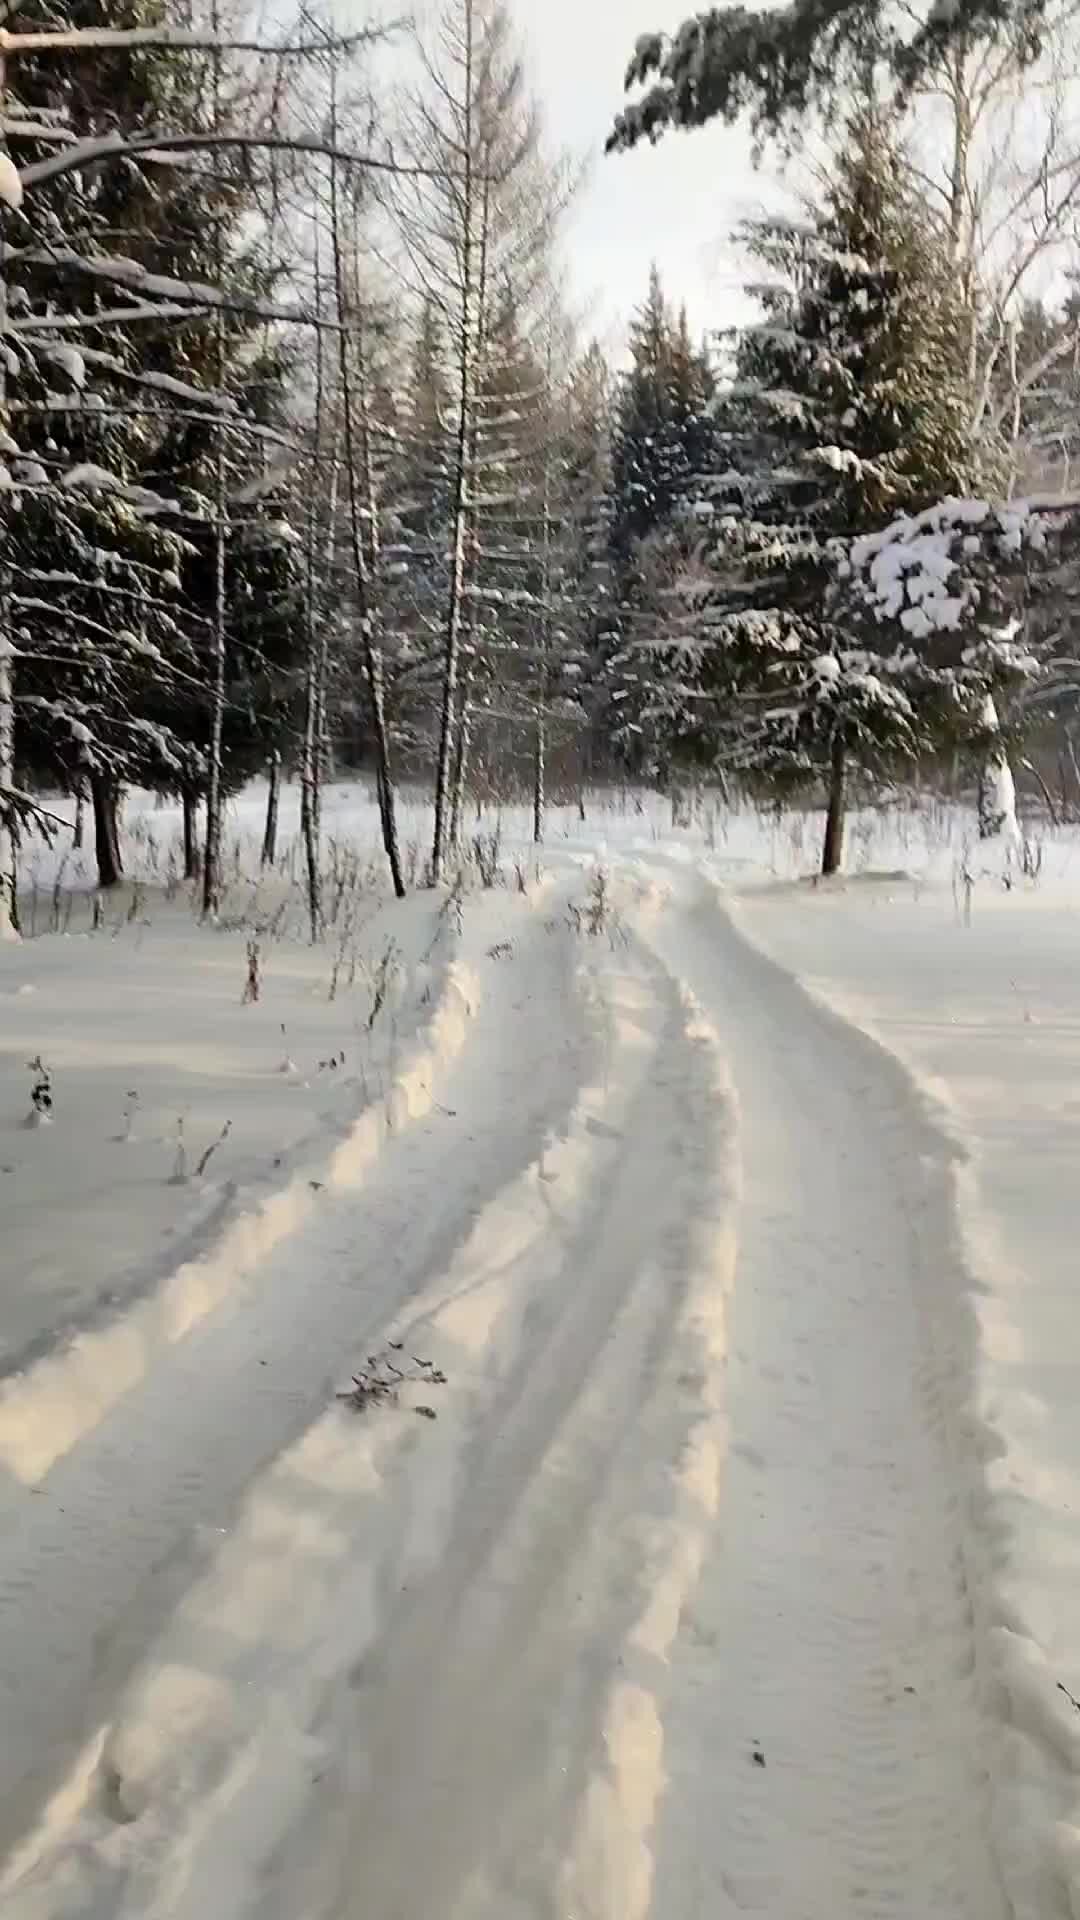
[5,0,1080,928]
[9,3,1080,1912]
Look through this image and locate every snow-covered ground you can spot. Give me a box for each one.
[2,780,1080,1918]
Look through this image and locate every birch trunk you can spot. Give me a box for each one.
[977,693,1020,840]
[447,168,492,858]
[448,679,473,851]
[202,31,228,918]
[534,332,554,849]
[329,90,405,900]
[431,0,476,883]
[201,429,227,916]
[300,244,326,941]
[533,707,546,846]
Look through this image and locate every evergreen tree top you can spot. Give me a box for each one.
[606,0,1044,154]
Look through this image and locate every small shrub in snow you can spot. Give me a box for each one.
[952,853,975,926]
[277,1024,298,1075]
[1020,836,1043,884]
[169,1117,188,1185]
[365,940,402,1031]
[169,1114,232,1184]
[25,1054,52,1127]
[195,1120,232,1178]
[587,867,610,936]
[336,1345,448,1416]
[470,829,502,889]
[567,869,630,950]
[428,872,466,948]
[242,937,261,1005]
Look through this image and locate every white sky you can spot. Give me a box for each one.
[511,0,791,355]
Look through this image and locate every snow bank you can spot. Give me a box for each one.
[728,860,1080,1920]
[2,915,739,1920]
[560,984,738,1920]
[0,908,477,1483]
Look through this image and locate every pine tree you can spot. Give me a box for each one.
[608,0,1042,156]
[3,0,209,884]
[606,266,716,772]
[390,0,571,865]
[554,340,614,799]
[378,298,454,764]
[610,266,715,561]
[633,113,983,868]
[2,0,307,891]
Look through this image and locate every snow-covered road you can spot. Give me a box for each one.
[0,861,1010,1918]
[642,870,1006,1920]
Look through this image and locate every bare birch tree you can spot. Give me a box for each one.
[389,0,572,878]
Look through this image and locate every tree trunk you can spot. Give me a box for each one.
[1066,727,1080,816]
[821,732,846,877]
[947,49,972,261]
[182,785,199,879]
[72,779,85,850]
[0,638,17,939]
[202,33,228,918]
[329,87,405,905]
[533,718,546,845]
[1019,755,1058,826]
[201,377,228,917]
[261,752,281,868]
[0,67,16,943]
[977,693,1019,840]
[431,3,477,884]
[300,436,322,938]
[448,648,475,852]
[90,769,124,889]
[534,328,553,853]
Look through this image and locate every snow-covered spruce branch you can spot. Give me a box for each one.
[17,569,211,625]
[5,398,302,458]
[19,131,466,197]
[0,24,399,57]
[5,246,375,333]
[13,634,270,720]
[12,340,237,416]
[12,301,214,331]
[7,611,213,698]
[1,118,77,146]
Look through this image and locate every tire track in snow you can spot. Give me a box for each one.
[262,947,732,1920]
[2,937,738,1920]
[633,866,1008,1920]
[0,893,591,1874]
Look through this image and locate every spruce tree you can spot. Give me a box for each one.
[3,0,307,887]
[4,0,206,882]
[634,113,982,867]
[610,266,715,562]
[606,266,716,772]
[608,0,1042,156]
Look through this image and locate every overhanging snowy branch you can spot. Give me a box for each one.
[20,131,457,195]
[0,23,399,57]
[4,248,339,330]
